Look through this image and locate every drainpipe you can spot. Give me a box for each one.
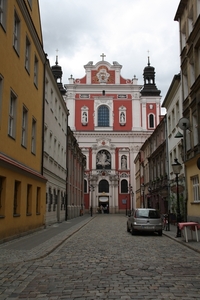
[41,54,47,175]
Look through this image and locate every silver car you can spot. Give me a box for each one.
[127,208,162,236]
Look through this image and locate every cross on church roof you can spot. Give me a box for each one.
[100,53,106,61]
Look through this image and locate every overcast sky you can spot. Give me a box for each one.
[39,0,180,102]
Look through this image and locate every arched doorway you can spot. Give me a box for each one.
[98,179,109,213]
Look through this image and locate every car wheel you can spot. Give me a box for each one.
[158,230,162,236]
[131,226,135,235]
[127,223,130,232]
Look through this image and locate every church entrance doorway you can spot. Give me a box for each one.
[98,196,109,214]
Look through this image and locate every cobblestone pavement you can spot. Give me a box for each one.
[0,215,200,299]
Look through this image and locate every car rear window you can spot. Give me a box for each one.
[135,209,160,219]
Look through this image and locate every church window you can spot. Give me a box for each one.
[121,179,128,193]
[149,114,155,128]
[98,179,109,193]
[98,105,109,127]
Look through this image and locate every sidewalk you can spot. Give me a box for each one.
[163,223,200,254]
[0,214,94,265]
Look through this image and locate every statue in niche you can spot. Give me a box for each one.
[82,112,88,125]
[96,68,110,83]
[96,150,111,168]
[120,112,126,125]
[121,155,127,169]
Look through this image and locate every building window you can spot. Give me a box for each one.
[36,187,41,214]
[25,36,31,72]
[27,0,32,9]
[26,184,32,215]
[192,112,198,146]
[84,179,87,193]
[98,179,109,193]
[34,55,38,86]
[0,0,6,29]
[21,106,28,147]
[13,10,20,53]
[8,91,17,138]
[0,176,5,217]
[149,114,155,128]
[121,179,128,193]
[98,105,109,127]
[191,176,199,202]
[31,118,36,154]
[13,180,20,216]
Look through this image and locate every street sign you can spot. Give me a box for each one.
[170,185,185,193]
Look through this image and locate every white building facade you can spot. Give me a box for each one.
[44,59,68,225]
[65,55,161,214]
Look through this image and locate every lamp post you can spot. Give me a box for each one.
[129,184,134,211]
[141,184,145,208]
[172,158,182,238]
[89,184,94,217]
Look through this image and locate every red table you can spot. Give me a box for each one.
[178,222,200,242]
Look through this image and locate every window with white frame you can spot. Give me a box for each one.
[121,179,128,193]
[34,55,38,86]
[13,10,20,53]
[27,0,32,9]
[31,118,36,154]
[181,23,186,51]
[188,19,193,36]
[183,71,189,100]
[191,176,199,202]
[192,111,198,146]
[98,105,109,127]
[149,113,155,128]
[0,0,6,29]
[198,0,200,16]
[21,106,28,147]
[8,91,17,138]
[25,36,31,72]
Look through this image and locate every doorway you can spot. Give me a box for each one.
[98,196,109,214]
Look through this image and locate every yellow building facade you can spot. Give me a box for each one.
[0,0,46,240]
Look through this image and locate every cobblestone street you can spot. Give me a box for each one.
[1,215,200,299]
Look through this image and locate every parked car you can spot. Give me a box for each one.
[127,208,162,236]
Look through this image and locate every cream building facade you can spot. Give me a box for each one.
[175,0,200,222]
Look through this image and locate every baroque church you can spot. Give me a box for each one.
[64,54,161,214]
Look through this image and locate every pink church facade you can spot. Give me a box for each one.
[65,55,161,214]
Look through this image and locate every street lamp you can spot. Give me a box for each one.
[141,184,145,208]
[172,158,182,238]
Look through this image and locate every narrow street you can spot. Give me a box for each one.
[0,215,200,299]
